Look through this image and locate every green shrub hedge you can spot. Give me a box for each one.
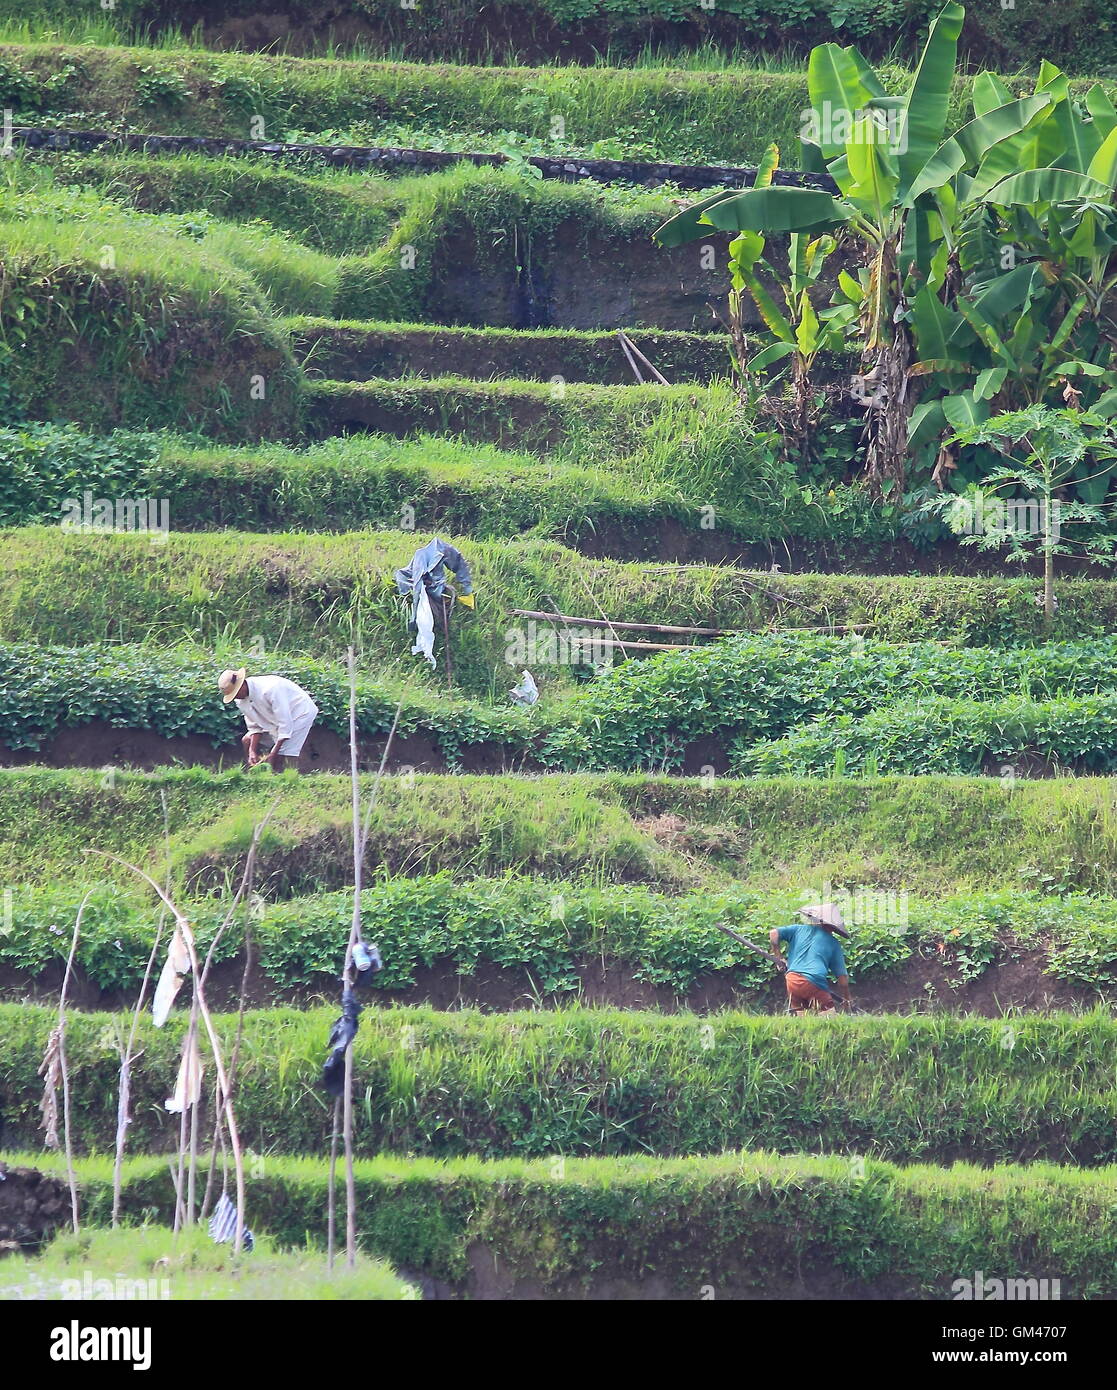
[3,1005,1117,1165]
[19,1149,1117,1299]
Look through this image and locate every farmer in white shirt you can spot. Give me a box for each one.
[217,668,319,771]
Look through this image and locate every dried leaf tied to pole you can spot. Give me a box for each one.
[165,1032,204,1115]
[38,889,93,1234]
[38,1027,62,1152]
[152,925,191,1028]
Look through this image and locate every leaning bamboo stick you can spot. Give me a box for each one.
[509,609,739,636]
[617,331,645,383]
[618,330,670,386]
[562,637,696,651]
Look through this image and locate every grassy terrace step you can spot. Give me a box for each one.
[5,532,1116,671]
[306,377,727,446]
[290,318,729,384]
[15,1149,1117,1300]
[0,42,837,166]
[4,1006,1117,1166]
[5,41,1116,165]
[3,768,1117,897]
[4,876,1114,1012]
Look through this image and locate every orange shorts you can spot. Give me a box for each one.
[785,971,836,1013]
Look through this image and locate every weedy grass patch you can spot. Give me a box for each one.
[0,1224,416,1300]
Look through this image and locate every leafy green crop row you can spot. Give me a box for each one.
[4,1004,1117,1164]
[3,876,1115,999]
[742,693,1117,776]
[3,634,1117,770]
[540,632,1117,770]
[0,643,524,760]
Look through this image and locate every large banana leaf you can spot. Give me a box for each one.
[747,342,796,372]
[795,293,822,356]
[1086,126,1117,191]
[807,44,877,159]
[1048,97,1102,174]
[972,72,1013,118]
[699,186,855,234]
[907,399,947,446]
[738,267,795,343]
[966,262,1045,322]
[755,142,780,190]
[1085,85,1117,140]
[845,121,900,218]
[896,1,965,199]
[653,188,744,247]
[942,391,991,432]
[974,367,1008,400]
[982,168,1113,206]
[653,141,778,247]
[905,96,1053,206]
[910,284,971,360]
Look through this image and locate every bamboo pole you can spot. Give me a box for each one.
[618,330,670,385]
[113,795,171,1228]
[561,637,695,651]
[617,331,645,383]
[509,608,740,636]
[56,891,93,1235]
[343,645,361,1270]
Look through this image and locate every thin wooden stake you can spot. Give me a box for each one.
[440,596,453,689]
[57,892,93,1235]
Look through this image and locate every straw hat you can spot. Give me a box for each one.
[800,903,850,938]
[218,668,248,703]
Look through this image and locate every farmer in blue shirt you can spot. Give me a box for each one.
[770,903,851,1014]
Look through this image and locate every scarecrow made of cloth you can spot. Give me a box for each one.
[393,537,474,668]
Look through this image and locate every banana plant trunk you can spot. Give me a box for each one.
[860,238,915,497]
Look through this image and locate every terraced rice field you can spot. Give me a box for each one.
[1,1,1116,1334]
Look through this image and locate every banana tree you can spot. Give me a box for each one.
[657,2,972,494]
[905,63,1117,492]
[718,142,846,463]
[655,2,1117,498]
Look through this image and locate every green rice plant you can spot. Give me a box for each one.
[3,1004,1117,1166]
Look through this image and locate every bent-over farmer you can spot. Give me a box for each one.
[770,903,851,1015]
[218,668,319,772]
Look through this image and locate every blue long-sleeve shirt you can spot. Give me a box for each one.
[775,923,847,990]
